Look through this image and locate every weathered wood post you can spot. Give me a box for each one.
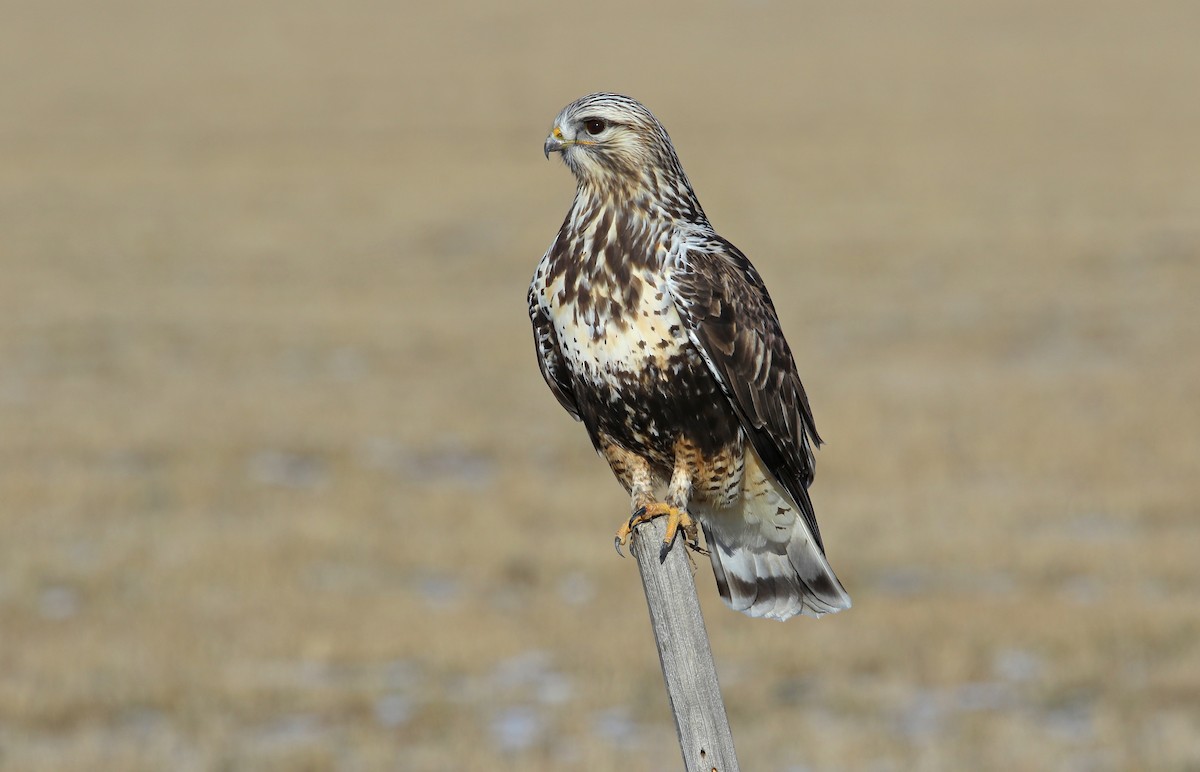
[629,517,740,772]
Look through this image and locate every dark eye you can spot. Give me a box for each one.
[584,118,607,136]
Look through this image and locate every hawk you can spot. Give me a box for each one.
[528,93,850,620]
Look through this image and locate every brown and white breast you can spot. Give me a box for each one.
[549,268,690,387]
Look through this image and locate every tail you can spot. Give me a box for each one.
[700,450,850,621]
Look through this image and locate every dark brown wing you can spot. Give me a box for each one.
[668,239,827,550]
[527,282,582,421]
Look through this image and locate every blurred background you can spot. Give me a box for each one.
[2,0,1198,769]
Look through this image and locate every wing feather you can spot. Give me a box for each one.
[668,239,826,550]
[527,279,582,422]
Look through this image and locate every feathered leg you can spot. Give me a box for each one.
[606,437,705,559]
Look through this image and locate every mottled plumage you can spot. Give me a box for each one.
[529,93,850,620]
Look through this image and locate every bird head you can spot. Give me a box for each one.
[544,93,689,198]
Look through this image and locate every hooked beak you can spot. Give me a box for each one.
[544,126,567,159]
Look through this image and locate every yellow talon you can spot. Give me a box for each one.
[613,502,706,557]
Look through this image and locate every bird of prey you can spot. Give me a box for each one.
[528,93,850,620]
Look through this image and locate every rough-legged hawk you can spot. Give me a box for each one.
[528,93,850,621]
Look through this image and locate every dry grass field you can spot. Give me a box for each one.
[3,1,1199,769]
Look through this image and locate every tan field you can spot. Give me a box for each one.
[3,1,1199,769]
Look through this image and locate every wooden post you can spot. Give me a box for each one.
[629,517,740,772]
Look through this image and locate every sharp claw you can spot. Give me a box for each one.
[619,504,702,561]
[659,520,678,563]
